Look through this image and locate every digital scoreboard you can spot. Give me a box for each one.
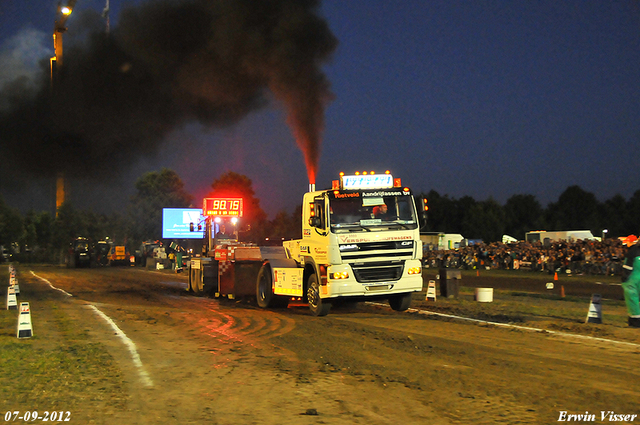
[203,198,243,217]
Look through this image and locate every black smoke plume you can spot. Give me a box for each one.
[0,0,337,183]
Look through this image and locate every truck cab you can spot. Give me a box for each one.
[277,172,425,315]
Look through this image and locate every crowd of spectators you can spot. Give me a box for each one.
[422,238,628,277]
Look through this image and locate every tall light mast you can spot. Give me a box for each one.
[50,1,77,216]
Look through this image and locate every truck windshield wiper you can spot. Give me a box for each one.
[332,224,372,232]
[356,225,372,232]
[389,221,411,229]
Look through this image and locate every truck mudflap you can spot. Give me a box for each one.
[268,258,304,297]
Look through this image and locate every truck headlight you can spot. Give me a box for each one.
[408,266,422,275]
[330,271,349,279]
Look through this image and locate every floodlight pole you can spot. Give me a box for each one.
[50,1,77,217]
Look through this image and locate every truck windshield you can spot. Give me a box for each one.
[329,196,417,233]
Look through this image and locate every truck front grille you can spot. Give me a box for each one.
[340,241,414,261]
[352,261,405,283]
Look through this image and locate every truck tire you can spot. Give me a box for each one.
[256,264,289,308]
[388,293,412,311]
[307,274,331,316]
[191,268,205,296]
[256,264,274,308]
[187,267,195,293]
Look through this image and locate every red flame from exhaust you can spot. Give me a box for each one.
[296,136,317,185]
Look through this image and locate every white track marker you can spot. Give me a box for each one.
[425,280,437,301]
[30,271,72,297]
[88,305,154,388]
[6,286,18,310]
[17,302,33,339]
[367,302,640,349]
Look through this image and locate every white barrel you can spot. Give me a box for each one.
[475,288,493,302]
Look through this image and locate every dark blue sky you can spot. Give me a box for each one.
[1,0,639,218]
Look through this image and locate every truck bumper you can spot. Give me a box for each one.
[324,260,423,298]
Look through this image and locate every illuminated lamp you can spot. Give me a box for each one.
[355,171,360,175]
[363,171,368,175]
[408,267,422,275]
[339,172,344,176]
[370,171,375,175]
[385,170,391,174]
[403,187,410,192]
[231,217,238,224]
[214,217,221,223]
[393,178,402,187]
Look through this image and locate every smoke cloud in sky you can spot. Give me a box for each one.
[0,28,50,92]
[0,0,337,185]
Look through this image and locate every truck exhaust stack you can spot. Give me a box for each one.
[309,183,315,192]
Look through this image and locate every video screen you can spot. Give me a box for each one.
[162,208,205,239]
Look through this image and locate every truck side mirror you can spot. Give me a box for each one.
[417,196,428,228]
[309,217,321,228]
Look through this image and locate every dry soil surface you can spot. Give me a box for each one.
[10,266,640,424]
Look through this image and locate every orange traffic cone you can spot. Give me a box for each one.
[560,285,565,298]
[476,270,480,277]
[554,272,558,281]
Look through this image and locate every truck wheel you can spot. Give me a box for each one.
[388,293,412,311]
[256,264,289,308]
[187,268,194,293]
[307,274,331,316]
[191,268,204,296]
[256,264,275,308]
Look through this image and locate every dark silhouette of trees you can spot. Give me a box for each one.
[128,168,193,246]
[0,195,24,251]
[545,185,599,231]
[2,174,639,263]
[208,171,267,243]
[419,185,637,241]
[461,198,505,242]
[504,194,544,238]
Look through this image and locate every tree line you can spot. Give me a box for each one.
[1,169,638,263]
[0,169,299,263]
[420,185,640,242]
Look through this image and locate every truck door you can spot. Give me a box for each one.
[307,196,329,264]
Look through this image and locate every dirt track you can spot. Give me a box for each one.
[8,266,640,424]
